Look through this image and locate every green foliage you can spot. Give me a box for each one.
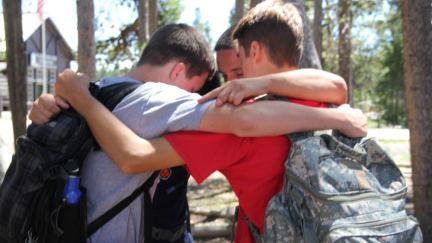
[352,0,377,14]
[321,0,338,73]
[96,66,130,80]
[159,0,184,26]
[95,0,183,70]
[318,0,405,127]
[192,8,213,46]
[96,19,140,66]
[0,52,5,62]
[351,39,384,115]
[304,0,314,13]
[229,0,250,26]
[229,8,236,26]
[373,1,406,127]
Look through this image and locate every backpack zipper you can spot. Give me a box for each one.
[321,215,418,241]
[285,169,407,202]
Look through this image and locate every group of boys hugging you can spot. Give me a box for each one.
[29,1,367,242]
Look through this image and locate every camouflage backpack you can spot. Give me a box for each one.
[260,132,423,243]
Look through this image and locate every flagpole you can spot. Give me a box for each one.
[41,16,47,94]
[38,0,47,94]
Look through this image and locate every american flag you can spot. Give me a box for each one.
[36,0,44,22]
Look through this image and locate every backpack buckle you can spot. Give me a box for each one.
[64,159,80,175]
[43,166,68,180]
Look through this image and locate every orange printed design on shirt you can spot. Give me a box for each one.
[159,168,172,180]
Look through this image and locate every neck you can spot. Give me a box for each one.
[272,65,298,74]
[259,61,298,76]
[125,62,174,83]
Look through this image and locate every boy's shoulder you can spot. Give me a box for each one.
[98,77,200,104]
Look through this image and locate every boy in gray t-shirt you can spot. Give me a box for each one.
[31,23,216,243]
[82,78,212,242]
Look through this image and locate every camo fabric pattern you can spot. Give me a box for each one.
[262,133,423,243]
[264,192,303,243]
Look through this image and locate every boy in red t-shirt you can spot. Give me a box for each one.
[161,3,348,241]
[165,100,327,243]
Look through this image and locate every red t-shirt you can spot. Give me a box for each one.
[165,100,326,243]
[165,132,289,243]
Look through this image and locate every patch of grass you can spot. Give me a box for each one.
[367,119,380,128]
[377,140,411,164]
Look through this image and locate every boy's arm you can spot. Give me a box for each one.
[54,70,364,140]
[59,87,184,172]
[52,70,365,172]
[54,70,366,139]
[199,101,366,138]
[199,69,347,106]
[50,70,180,172]
[29,94,70,124]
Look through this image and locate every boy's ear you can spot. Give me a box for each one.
[250,41,263,64]
[169,62,187,81]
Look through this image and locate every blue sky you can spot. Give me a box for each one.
[18,0,234,51]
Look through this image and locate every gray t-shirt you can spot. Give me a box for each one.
[82,76,213,243]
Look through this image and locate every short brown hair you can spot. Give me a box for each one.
[233,1,303,67]
[137,23,216,78]
[214,26,235,51]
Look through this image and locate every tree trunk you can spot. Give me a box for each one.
[250,0,262,8]
[77,0,96,80]
[2,0,27,144]
[0,137,10,182]
[337,0,353,105]
[148,0,158,36]
[323,0,337,71]
[234,0,245,24]
[313,0,323,64]
[401,0,432,240]
[138,0,149,46]
[284,0,322,69]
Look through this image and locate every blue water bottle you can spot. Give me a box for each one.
[63,175,82,205]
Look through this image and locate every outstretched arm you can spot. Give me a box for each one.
[76,93,183,173]
[54,70,365,140]
[52,71,183,172]
[53,70,366,172]
[199,69,347,106]
[199,101,366,137]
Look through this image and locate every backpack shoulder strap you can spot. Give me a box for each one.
[90,81,143,150]
[243,215,262,243]
[87,171,159,236]
[86,81,152,236]
[93,82,143,111]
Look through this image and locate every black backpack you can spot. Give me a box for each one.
[0,82,158,243]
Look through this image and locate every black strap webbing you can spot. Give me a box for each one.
[86,81,153,236]
[144,177,154,243]
[96,82,143,111]
[90,82,143,150]
[244,214,262,243]
[87,171,159,237]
